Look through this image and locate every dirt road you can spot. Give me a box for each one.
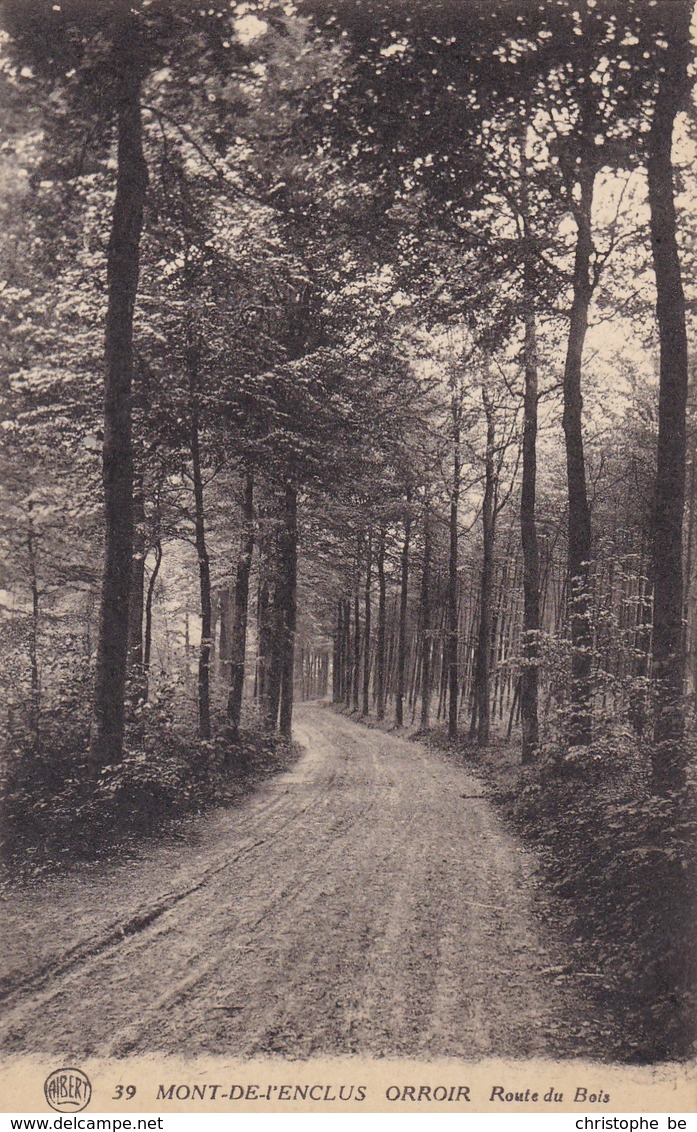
[1,706,604,1059]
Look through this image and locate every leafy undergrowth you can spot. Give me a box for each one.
[425,723,697,1064]
[1,696,299,880]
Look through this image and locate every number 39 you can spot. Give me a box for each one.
[112,1085,137,1100]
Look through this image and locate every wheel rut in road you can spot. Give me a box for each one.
[1,705,605,1059]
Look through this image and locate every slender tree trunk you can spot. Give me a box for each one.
[376,525,387,720]
[685,454,697,700]
[265,583,283,730]
[227,469,254,736]
[475,391,496,746]
[386,595,398,704]
[508,676,522,740]
[279,484,298,737]
[257,576,271,706]
[210,594,218,673]
[362,529,372,716]
[520,276,541,762]
[90,43,147,771]
[26,501,40,736]
[143,539,162,686]
[263,504,284,730]
[647,3,691,791]
[333,600,343,703]
[420,499,432,730]
[517,111,541,762]
[436,580,448,721]
[218,588,231,680]
[448,397,461,739]
[395,494,411,727]
[409,633,421,720]
[342,597,352,705]
[561,146,596,747]
[352,556,361,712]
[189,362,212,741]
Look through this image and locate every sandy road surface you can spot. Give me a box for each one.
[1,706,601,1059]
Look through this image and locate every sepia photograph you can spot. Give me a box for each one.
[0,0,695,1115]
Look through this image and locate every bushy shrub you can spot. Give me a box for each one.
[1,659,94,865]
[514,735,696,1062]
[1,672,296,875]
[426,713,695,1061]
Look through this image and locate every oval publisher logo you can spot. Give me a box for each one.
[44,1068,92,1113]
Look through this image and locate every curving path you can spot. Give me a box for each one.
[1,705,603,1059]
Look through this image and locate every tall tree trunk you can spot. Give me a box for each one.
[639,7,695,1062]
[375,525,387,720]
[218,588,231,680]
[263,510,284,730]
[395,493,411,727]
[520,274,541,762]
[685,453,697,701]
[189,360,212,742]
[420,498,432,730]
[342,596,352,705]
[143,539,162,688]
[647,2,692,791]
[333,599,343,703]
[562,145,596,747]
[448,395,461,739]
[362,529,372,716]
[279,484,298,737]
[227,469,254,736]
[89,41,147,771]
[257,576,271,705]
[352,555,361,712]
[265,583,283,730]
[26,501,40,736]
[475,390,496,746]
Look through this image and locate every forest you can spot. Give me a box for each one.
[0,0,695,1064]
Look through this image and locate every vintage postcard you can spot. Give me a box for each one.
[0,0,695,1118]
